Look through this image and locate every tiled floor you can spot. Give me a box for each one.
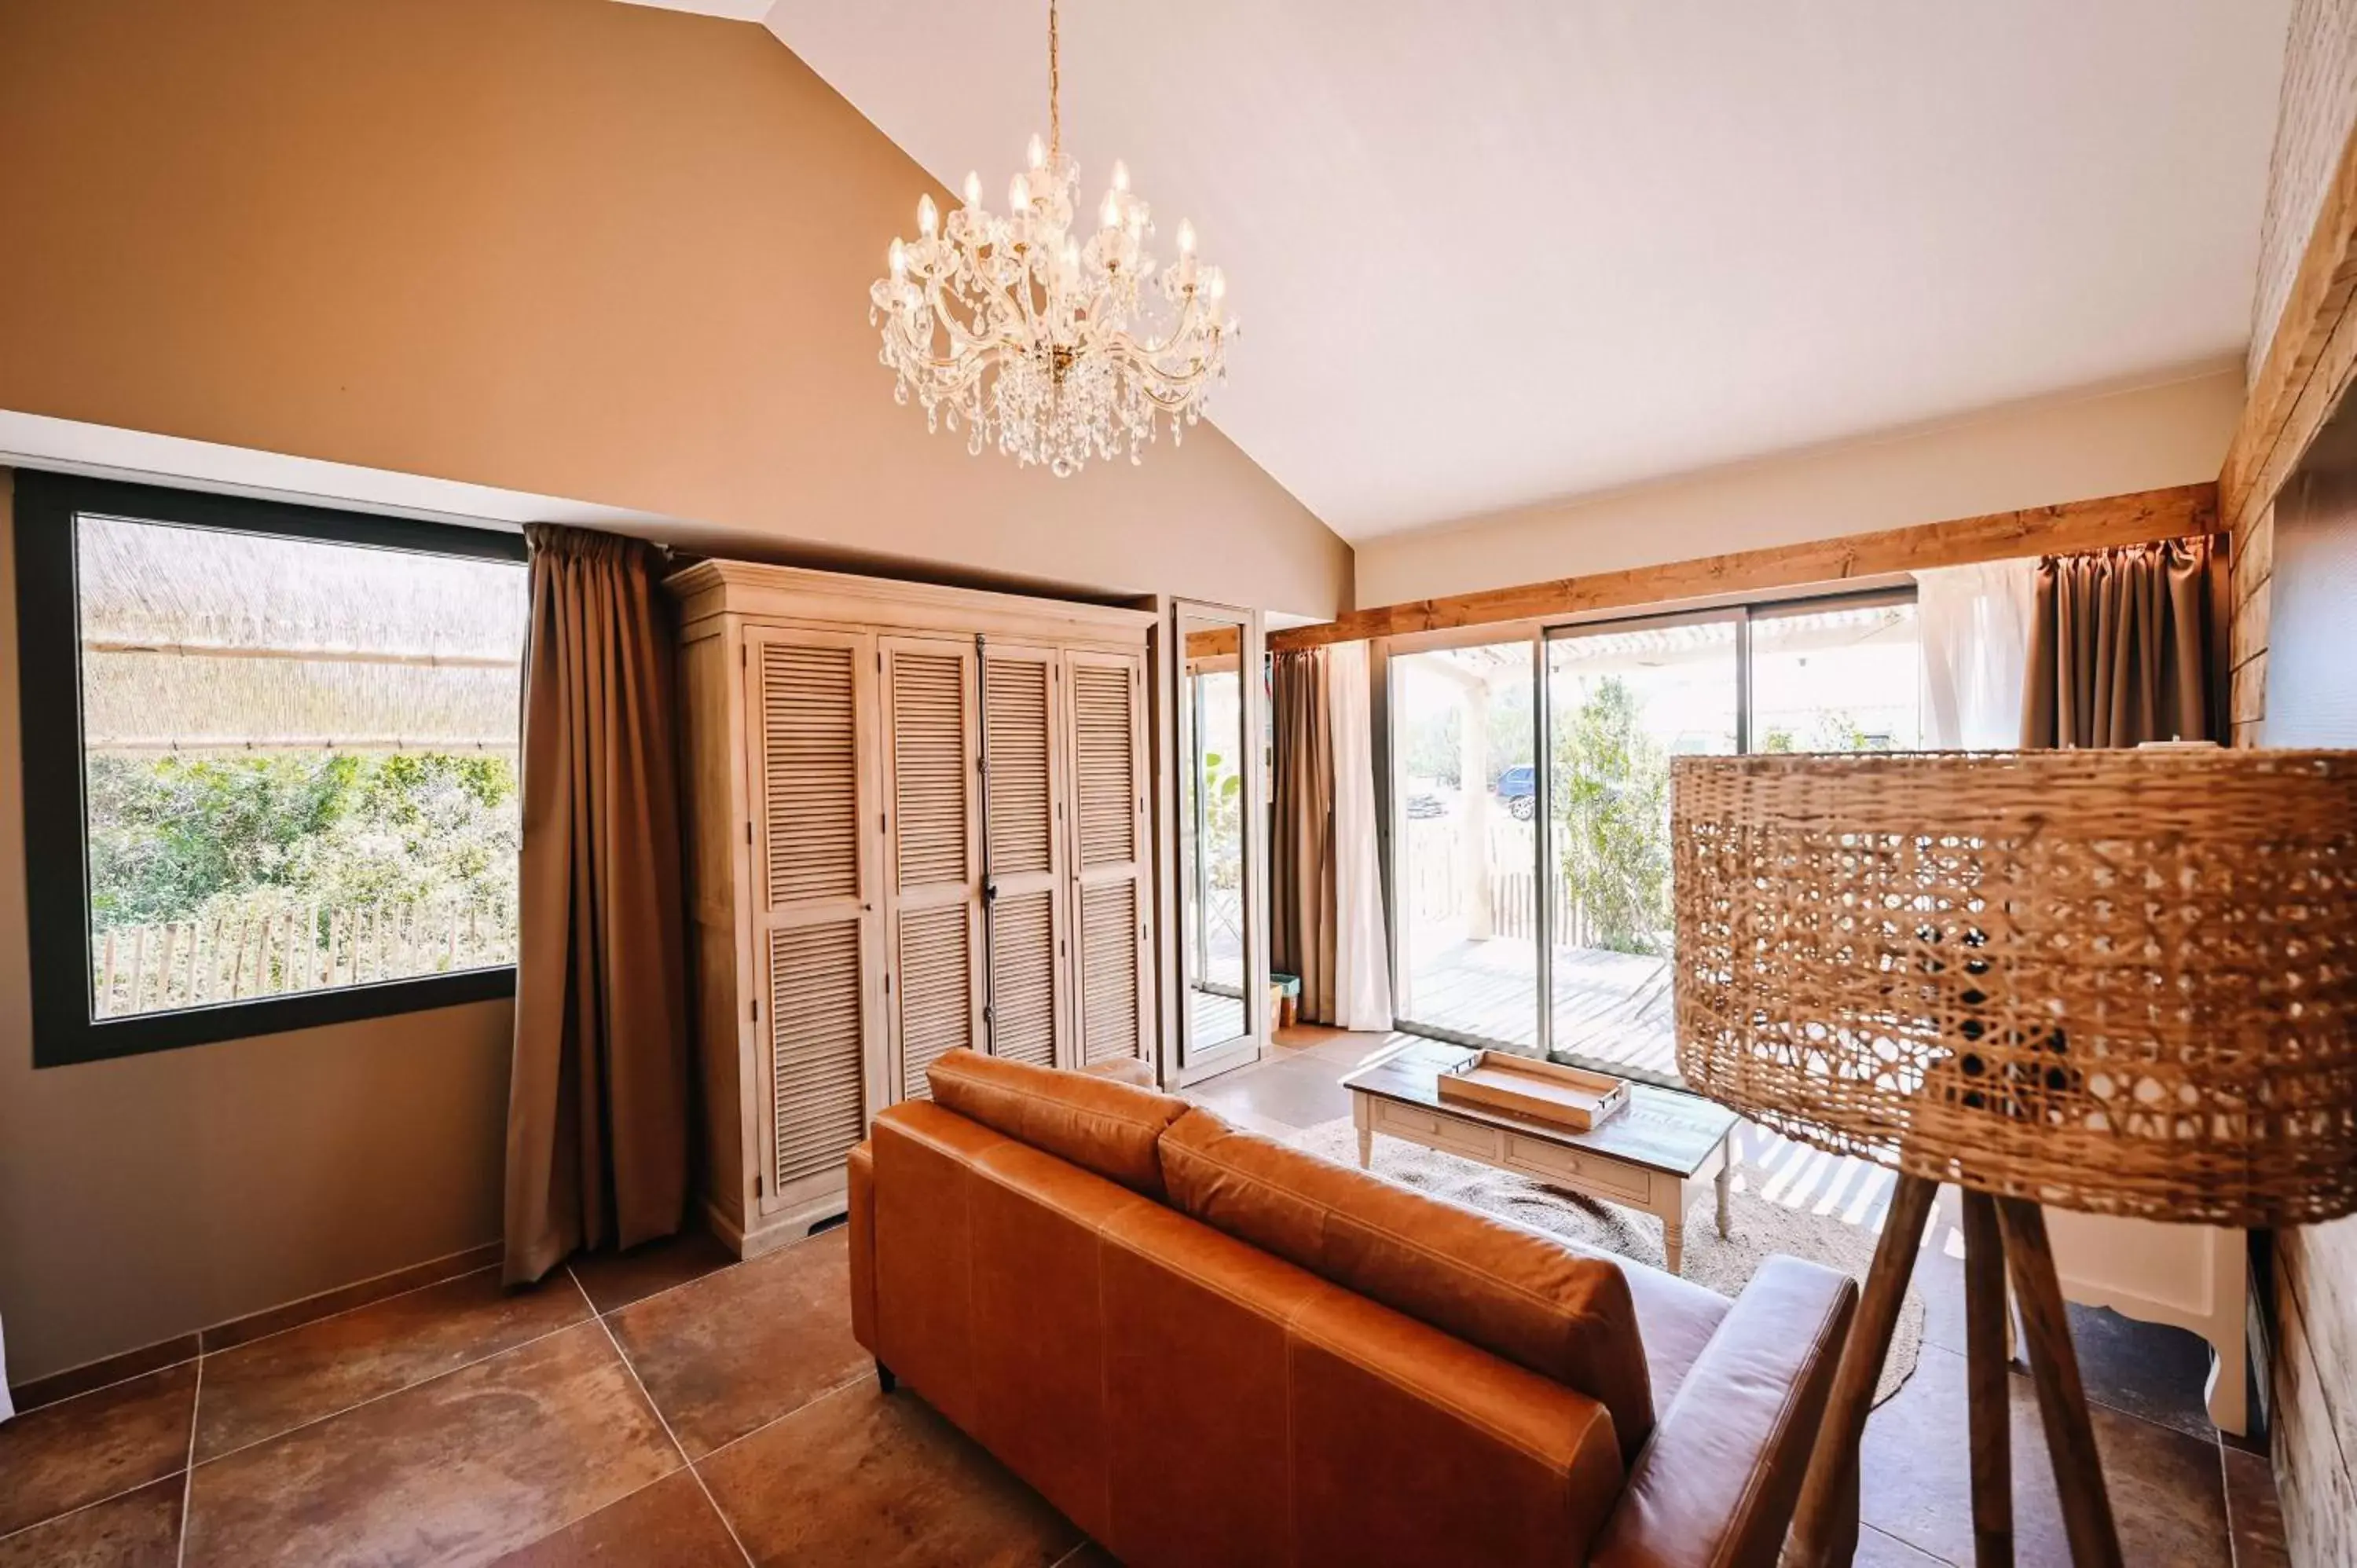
[0,1229,1092,1567]
[0,1027,2291,1567]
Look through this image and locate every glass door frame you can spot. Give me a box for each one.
[1168,599,1267,1089]
[1376,584,1916,1085]
[1538,604,1747,1087]
[1381,624,1546,1053]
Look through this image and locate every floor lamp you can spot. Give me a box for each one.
[1670,749,2357,1568]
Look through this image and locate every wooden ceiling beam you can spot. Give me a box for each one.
[1268,481,2218,653]
[2220,115,2357,537]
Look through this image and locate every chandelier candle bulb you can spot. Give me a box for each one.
[867,0,1237,476]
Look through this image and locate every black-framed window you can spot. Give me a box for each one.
[15,471,528,1067]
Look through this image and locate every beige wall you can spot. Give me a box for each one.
[0,0,1347,617]
[0,0,1343,1387]
[0,471,514,1385]
[1353,369,2244,609]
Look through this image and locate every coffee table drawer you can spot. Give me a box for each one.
[1501,1133,1652,1202]
[1372,1099,1502,1161]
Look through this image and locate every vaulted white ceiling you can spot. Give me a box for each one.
[745,2,2286,540]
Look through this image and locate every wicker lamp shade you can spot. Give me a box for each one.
[1671,749,2357,1229]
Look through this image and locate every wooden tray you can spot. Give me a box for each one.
[1437,1051,1631,1130]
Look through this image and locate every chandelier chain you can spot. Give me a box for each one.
[1048,0,1061,165]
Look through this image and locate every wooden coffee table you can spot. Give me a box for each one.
[1343,1041,1739,1277]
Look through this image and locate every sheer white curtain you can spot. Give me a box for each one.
[1327,641,1394,1032]
[1916,559,2037,749]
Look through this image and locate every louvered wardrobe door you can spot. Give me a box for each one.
[746,627,880,1218]
[1065,648,1153,1066]
[883,638,985,1100]
[982,647,1068,1068]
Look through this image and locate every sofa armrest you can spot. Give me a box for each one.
[1285,1287,1626,1566]
[1589,1255,1857,1568]
[847,1139,877,1354]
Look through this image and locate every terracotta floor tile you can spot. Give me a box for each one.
[1913,1248,1972,1360]
[7,1335,201,1416]
[183,1322,679,1568]
[697,1382,1080,1568]
[489,1471,742,1567]
[1861,1341,2229,1566]
[0,1475,182,1568]
[200,1244,503,1355]
[1911,1242,2221,1442]
[569,1229,741,1316]
[1184,1056,1354,1129]
[194,1266,589,1462]
[2065,1301,2219,1441]
[2223,1443,2291,1568]
[1854,1523,1948,1566]
[605,1227,867,1459]
[1293,1032,1407,1068]
[0,1361,195,1537]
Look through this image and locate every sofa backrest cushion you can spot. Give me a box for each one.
[928,1050,1191,1199]
[1158,1107,1655,1459]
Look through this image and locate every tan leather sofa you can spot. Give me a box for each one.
[847,1050,1860,1568]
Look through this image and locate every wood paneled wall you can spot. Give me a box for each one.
[2234,9,2357,1560]
[2254,464,2357,1568]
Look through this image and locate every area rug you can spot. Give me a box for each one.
[1286,1117,1923,1407]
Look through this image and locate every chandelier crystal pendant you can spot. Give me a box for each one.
[868,0,1236,478]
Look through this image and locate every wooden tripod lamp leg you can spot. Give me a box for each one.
[1959,1192,2013,1568]
[1994,1198,2123,1568]
[1784,1173,1938,1568]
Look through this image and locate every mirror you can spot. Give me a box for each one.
[1179,612,1252,1057]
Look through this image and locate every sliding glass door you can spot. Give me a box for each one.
[1750,596,1923,753]
[1543,614,1739,1083]
[1388,639,1538,1048]
[1382,589,1920,1087]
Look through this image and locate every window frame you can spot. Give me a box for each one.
[14,470,527,1068]
[1376,581,1923,1087]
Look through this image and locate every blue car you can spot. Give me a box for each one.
[1495,764,1536,820]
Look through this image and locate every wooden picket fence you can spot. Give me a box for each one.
[92,901,514,1018]
[1401,818,1596,948]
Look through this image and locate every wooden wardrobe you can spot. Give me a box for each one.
[666,560,1158,1256]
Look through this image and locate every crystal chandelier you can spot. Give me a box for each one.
[867,0,1236,478]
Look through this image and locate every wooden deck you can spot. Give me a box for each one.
[1397,936,1680,1082]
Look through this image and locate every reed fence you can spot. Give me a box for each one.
[92,901,514,1018]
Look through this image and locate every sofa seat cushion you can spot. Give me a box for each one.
[1158,1108,1655,1460]
[928,1049,1192,1199]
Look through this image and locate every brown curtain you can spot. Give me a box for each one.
[504,526,692,1285]
[2020,536,2228,749]
[1270,648,1336,1024]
